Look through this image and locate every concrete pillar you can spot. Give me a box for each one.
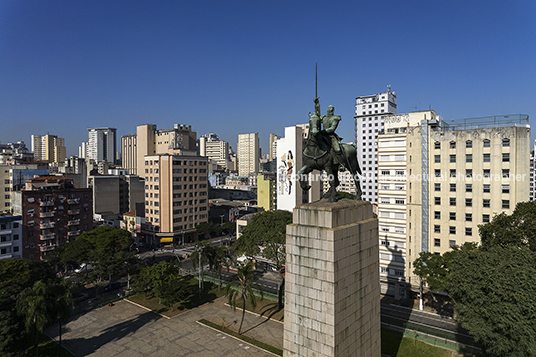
[283,199,380,357]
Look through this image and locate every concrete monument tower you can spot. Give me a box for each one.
[283,86,380,356]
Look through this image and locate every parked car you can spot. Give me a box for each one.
[74,263,94,273]
[104,281,121,292]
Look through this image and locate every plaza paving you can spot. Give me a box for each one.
[46,297,284,357]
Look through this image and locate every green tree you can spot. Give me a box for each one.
[448,245,536,356]
[196,222,216,239]
[232,210,291,308]
[207,245,232,291]
[132,265,152,299]
[147,261,184,305]
[16,281,49,357]
[225,261,262,334]
[0,259,56,356]
[479,200,536,251]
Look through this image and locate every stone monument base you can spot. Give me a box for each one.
[283,199,380,357]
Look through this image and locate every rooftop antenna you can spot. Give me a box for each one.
[387,84,391,92]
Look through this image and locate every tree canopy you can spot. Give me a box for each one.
[413,201,536,356]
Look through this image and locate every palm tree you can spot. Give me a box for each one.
[225,261,262,334]
[16,281,49,357]
[208,245,232,291]
[48,280,73,347]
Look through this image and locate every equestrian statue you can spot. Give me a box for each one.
[297,96,362,202]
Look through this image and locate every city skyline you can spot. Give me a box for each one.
[1,1,535,156]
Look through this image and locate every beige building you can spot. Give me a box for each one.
[31,134,66,163]
[143,154,209,243]
[121,124,197,175]
[377,112,530,298]
[238,132,259,176]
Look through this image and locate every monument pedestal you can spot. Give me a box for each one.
[283,199,380,357]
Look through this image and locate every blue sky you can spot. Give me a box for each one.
[1,0,535,157]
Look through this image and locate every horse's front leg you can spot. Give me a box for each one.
[297,165,312,191]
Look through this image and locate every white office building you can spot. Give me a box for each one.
[88,127,117,164]
[354,88,397,203]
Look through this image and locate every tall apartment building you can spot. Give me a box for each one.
[143,154,209,244]
[0,141,33,165]
[78,142,88,159]
[0,213,22,260]
[354,88,397,203]
[199,134,231,171]
[31,134,66,163]
[0,163,50,213]
[269,133,281,161]
[276,124,322,211]
[121,124,197,175]
[11,176,93,261]
[238,132,259,177]
[87,127,117,164]
[377,112,530,298]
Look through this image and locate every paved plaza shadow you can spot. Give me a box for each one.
[51,309,161,356]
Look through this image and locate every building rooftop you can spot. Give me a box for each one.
[441,114,529,131]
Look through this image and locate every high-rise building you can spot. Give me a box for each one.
[269,133,281,161]
[121,124,197,176]
[276,124,322,211]
[199,133,231,171]
[377,112,530,298]
[78,142,88,159]
[31,134,66,163]
[11,176,93,260]
[143,154,209,244]
[87,127,117,164]
[354,88,397,204]
[238,132,259,177]
[0,163,50,213]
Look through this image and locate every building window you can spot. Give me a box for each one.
[435,169,441,178]
[450,155,456,163]
[465,227,472,236]
[466,169,472,178]
[450,197,456,206]
[466,184,472,193]
[434,225,441,233]
[502,153,510,162]
[435,197,441,205]
[502,200,510,209]
[449,141,456,149]
[483,199,491,208]
[466,213,472,222]
[502,169,510,178]
[450,183,456,192]
[434,211,441,219]
[450,212,456,220]
[449,226,456,234]
[434,183,441,191]
[483,169,491,178]
[434,155,441,163]
[483,214,490,223]
[466,198,472,207]
[501,185,510,194]
[434,141,440,149]
[434,239,440,247]
[466,154,472,163]
[449,240,456,248]
[450,169,456,178]
[483,153,490,162]
[502,138,510,147]
[483,184,490,193]
[466,140,472,148]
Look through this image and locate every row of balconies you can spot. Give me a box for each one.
[39,233,56,241]
[39,212,55,218]
[39,244,55,252]
[68,219,80,226]
[39,200,54,206]
[39,222,55,229]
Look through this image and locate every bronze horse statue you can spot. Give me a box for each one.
[297,103,362,202]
